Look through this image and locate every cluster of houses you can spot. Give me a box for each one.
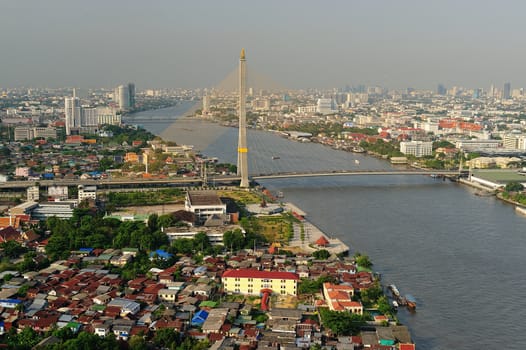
[0,241,416,349]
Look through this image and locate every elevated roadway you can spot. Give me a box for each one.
[0,169,461,190]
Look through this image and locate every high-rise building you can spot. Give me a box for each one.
[437,84,447,95]
[237,49,249,188]
[115,83,136,111]
[503,82,511,100]
[316,98,336,115]
[117,85,130,111]
[202,95,210,114]
[128,83,135,109]
[64,90,81,135]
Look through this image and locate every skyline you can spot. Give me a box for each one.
[2,0,526,90]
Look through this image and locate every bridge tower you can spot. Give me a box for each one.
[237,48,249,188]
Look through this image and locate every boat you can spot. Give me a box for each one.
[388,284,400,298]
[405,294,416,310]
[354,159,360,165]
[392,300,399,310]
[352,146,365,153]
[272,156,280,160]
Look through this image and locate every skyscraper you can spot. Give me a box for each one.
[64,89,81,135]
[237,49,249,188]
[128,83,136,109]
[115,83,135,111]
[117,85,130,111]
[437,84,446,95]
[503,82,511,100]
[202,95,210,114]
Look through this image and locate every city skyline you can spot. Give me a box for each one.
[2,0,526,90]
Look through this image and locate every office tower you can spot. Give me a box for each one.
[128,83,135,109]
[117,85,130,110]
[503,82,511,100]
[64,90,81,135]
[202,95,210,114]
[237,49,249,188]
[437,84,446,95]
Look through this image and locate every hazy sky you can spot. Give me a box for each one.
[2,0,526,90]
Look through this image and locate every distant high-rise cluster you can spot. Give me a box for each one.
[64,89,121,135]
[114,83,136,111]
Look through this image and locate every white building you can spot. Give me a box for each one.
[64,96,81,135]
[14,126,57,141]
[27,186,39,202]
[202,95,210,113]
[48,186,69,200]
[117,85,130,111]
[400,141,433,157]
[503,134,526,150]
[454,139,502,151]
[78,185,97,202]
[184,190,227,225]
[296,105,317,114]
[316,98,337,115]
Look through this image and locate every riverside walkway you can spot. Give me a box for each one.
[284,202,350,255]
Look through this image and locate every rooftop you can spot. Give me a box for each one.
[222,269,299,280]
[187,190,223,206]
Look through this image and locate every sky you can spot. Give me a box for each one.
[2,0,526,90]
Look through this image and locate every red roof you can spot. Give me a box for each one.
[222,269,299,280]
[315,236,330,246]
[399,344,416,350]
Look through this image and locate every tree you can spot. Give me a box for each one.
[354,252,373,269]
[6,326,43,349]
[0,240,27,258]
[154,328,179,348]
[312,249,330,260]
[148,213,159,232]
[505,182,524,192]
[129,334,148,350]
[223,229,245,251]
[319,308,367,336]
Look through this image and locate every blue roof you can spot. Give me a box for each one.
[191,309,209,326]
[149,249,173,260]
[79,248,94,253]
[0,299,21,304]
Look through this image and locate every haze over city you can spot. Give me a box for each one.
[2,0,526,90]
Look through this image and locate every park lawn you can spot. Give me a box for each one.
[217,190,261,205]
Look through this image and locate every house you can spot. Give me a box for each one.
[201,308,229,334]
[322,282,363,314]
[158,289,178,303]
[222,269,299,296]
[107,298,141,316]
[112,319,135,341]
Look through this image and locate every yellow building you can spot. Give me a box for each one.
[222,269,299,296]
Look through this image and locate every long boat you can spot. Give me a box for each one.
[405,294,416,310]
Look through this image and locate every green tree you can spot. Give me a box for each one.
[223,229,245,251]
[505,181,524,192]
[0,240,27,258]
[129,334,148,350]
[6,326,43,350]
[354,252,373,269]
[312,249,330,260]
[154,328,179,349]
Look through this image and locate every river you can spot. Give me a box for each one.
[129,106,526,350]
